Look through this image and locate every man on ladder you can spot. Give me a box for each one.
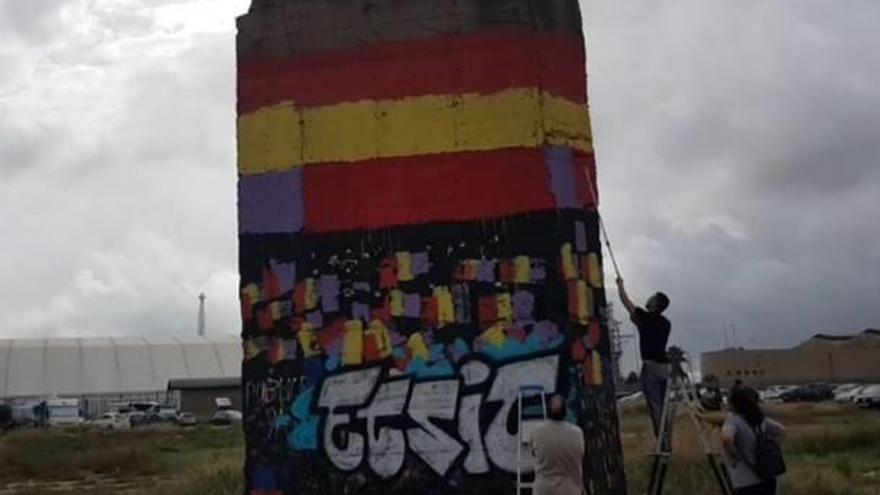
[617,279,733,495]
[615,277,672,437]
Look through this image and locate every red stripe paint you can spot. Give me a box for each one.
[238,32,586,113]
[301,148,595,233]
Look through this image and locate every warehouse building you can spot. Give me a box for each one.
[0,335,241,416]
[167,376,241,418]
[701,329,880,387]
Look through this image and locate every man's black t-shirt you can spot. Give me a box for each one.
[632,308,671,363]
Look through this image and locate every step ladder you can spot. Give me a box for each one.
[516,384,548,495]
[647,355,733,495]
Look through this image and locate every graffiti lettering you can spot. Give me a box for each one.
[407,380,463,475]
[317,367,382,471]
[458,360,492,474]
[313,355,559,477]
[485,355,559,472]
[356,378,411,478]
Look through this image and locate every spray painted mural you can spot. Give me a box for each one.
[236,1,626,494]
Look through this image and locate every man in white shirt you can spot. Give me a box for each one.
[530,395,586,495]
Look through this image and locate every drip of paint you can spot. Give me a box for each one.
[407,332,431,361]
[389,289,405,317]
[514,256,531,284]
[435,286,455,328]
[396,252,414,281]
[560,243,577,280]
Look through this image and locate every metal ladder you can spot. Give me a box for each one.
[647,355,733,495]
[516,384,548,495]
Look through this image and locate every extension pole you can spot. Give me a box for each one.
[582,166,622,280]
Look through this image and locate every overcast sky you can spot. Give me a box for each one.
[1,1,878,372]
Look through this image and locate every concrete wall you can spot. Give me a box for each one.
[701,347,880,387]
[236,1,625,494]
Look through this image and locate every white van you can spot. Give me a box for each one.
[45,398,83,427]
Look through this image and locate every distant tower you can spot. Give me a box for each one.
[197,293,206,337]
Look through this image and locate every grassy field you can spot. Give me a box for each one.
[0,426,243,495]
[1,403,878,494]
[621,402,880,495]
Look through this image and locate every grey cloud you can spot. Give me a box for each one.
[0,0,877,368]
[0,1,245,339]
[0,121,63,178]
[0,0,69,42]
[584,0,880,371]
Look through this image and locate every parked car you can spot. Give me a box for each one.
[835,385,866,403]
[781,383,834,403]
[88,412,131,430]
[854,385,880,408]
[157,407,179,422]
[211,409,243,425]
[128,411,147,427]
[211,397,242,425]
[10,401,47,427]
[176,412,198,427]
[761,385,797,402]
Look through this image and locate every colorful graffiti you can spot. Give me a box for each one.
[237,1,626,494]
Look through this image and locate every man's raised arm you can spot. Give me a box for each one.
[616,278,636,317]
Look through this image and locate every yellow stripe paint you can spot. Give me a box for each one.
[343,320,364,366]
[238,88,592,175]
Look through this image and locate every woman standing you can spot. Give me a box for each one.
[721,386,786,495]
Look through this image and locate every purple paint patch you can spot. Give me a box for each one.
[403,293,421,318]
[352,302,370,321]
[531,260,547,282]
[477,260,496,282]
[271,260,296,293]
[412,252,430,275]
[546,146,578,209]
[239,169,304,233]
[326,338,343,357]
[390,330,407,347]
[306,311,324,328]
[513,291,535,321]
[533,320,561,345]
[450,338,470,361]
[575,221,587,253]
[319,275,340,313]
[282,339,298,359]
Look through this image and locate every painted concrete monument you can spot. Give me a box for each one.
[236,1,626,493]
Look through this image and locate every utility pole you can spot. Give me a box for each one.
[197,293,206,337]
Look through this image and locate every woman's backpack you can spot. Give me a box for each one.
[750,423,786,481]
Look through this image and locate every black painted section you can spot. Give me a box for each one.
[237,0,583,59]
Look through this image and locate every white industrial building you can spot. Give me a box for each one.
[0,335,241,416]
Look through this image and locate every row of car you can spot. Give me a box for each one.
[617,383,880,410]
[88,406,243,429]
[87,410,199,429]
[760,383,880,407]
